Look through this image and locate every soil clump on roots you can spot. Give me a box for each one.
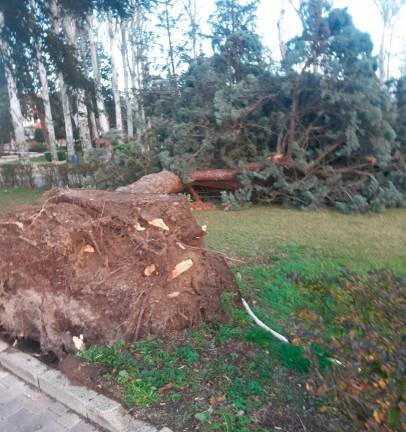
[0,188,237,357]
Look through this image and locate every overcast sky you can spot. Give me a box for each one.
[110,0,406,88]
[198,0,406,75]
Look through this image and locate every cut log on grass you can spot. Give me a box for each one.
[0,188,238,357]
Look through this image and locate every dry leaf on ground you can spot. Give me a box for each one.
[159,382,174,393]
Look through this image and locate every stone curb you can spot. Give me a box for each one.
[0,340,172,432]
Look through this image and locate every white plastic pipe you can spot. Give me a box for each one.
[242,298,290,344]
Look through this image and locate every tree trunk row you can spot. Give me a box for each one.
[1,1,141,163]
[0,11,28,161]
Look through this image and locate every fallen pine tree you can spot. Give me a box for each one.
[117,163,267,203]
[116,153,406,212]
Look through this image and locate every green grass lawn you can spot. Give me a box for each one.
[0,187,44,213]
[196,206,406,274]
[29,155,48,163]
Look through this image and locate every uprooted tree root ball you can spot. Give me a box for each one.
[0,189,238,357]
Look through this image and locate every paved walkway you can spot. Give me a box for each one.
[0,368,100,432]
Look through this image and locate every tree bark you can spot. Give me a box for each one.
[86,15,109,134]
[49,0,76,162]
[163,0,177,79]
[30,0,58,162]
[277,2,287,60]
[63,15,92,160]
[76,88,92,160]
[58,71,76,162]
[120,21,133,138]
[128,6,149,142]
[130,42,146,143]
[108,11,123,132]
[117,170,183,194]
[183,0,199,59]
[89,108,98,143]
[119,163,268,195]
[0,11,28,161]
[286,81,298,160]
[35,42,58,161]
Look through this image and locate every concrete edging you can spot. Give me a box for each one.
[0,340,172,432]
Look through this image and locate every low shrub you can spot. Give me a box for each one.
[44,150,67,162]
[34,128,45,143]
[30,142,48,153]
[0,163,34,187]
[37,162,101,188]
[295,271,406,431]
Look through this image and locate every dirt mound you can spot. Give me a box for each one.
[0,189,237,357]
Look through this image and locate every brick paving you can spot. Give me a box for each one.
[0,368,100,432]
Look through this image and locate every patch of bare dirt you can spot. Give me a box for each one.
[0,188,238,357]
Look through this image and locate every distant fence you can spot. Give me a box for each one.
[0,163,105,189]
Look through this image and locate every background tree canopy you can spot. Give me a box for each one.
[0,0,405,211]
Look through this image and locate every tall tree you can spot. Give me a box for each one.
[77,22,101,142]
[127,1,153,142]
[89,108,98,142]
[107,10,122,131]
[373,0,406,82]
[30,0,58,162]
[0,58,13,145]
[120,20,133,138]
[0,10,28,160]
[49,0,76,162]
[86,14,110,134]
[63,14,92,159]
[157,0,182,81]
[183,0,200,60]
[210,0,263,83]
[396,76,406,152]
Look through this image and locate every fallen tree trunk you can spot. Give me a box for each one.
[116,169,183,194]
[187,162,267,184]
[116,153,405,210]
[118,162,269,196]
[0,189,238,357]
